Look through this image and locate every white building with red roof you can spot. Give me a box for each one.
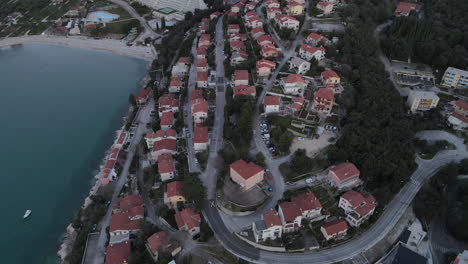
[160,111,174,130]
[158,154,175,181]
[288,96,305,113]
[228,24,240,34]
[113,195,144,215]
[245,1,257,11]
[251,27,266,38]
[233,85,256,98]
[231,50,249,65]
[278,192,323,233]
[299,44,326,61]
[135,87,152,105]
[175,208,201,237]
[114,131,128,149]
[210,11,221,20]
[306,33,330,46]
[256,59,276,78]
[230,40,246,52]
[191,97,209,123]
[152,138,177,160]
[266,0,280,9]
[109,211,141,244]
[144,129,177,150]
[196,47,207,59]
[230,159,264,190]
[230,2,243,13]
[146,231,181,261]
[172,57,191,76]
[158,94,179,117]
[164,181,185,208]
[233,70,249,86]
[193,126,209,151]
[313,87,335,114]
[105,241,131,264]
[197,71,208,88]
[274,14,300,30]
[339,190,377,227]
[257,35,274,46]
[169,76,183,93]
[198,34,211,49]
[320,219,348,240]
[264,95,281,114]
[281,74,307,95]
[246,15,263,28]
[448,100,468,129]
[266,7,281,20]
[261,43,279,58]
[316,1,334,14]
[252,210,283,242]
[321,70,340,86]
[196,58,208,72]
[327,162,362,190]
[395,1,422,16]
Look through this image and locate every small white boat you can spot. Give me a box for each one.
[23,210,32,219]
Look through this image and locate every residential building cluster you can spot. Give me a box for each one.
[105,195,144,264]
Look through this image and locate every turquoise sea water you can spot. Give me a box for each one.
[0,43,148,263]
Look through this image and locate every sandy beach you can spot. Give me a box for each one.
[0,35,157,61]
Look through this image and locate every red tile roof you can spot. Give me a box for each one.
[354,203,376,217]
[200,34,211,41]
[109,147,120,160]
[292,192,322,212]
[228,24,240,30]
[197,71,208,82]
[105,159,117,170]
[341,190,376,213]
[322,219,348,235]
[147,231,169,254]
[455,100,468,111]
[234,70,249,81]
[395,2,421,14]
[105,241,131,264]
[283,74,305,84]
[451,112,468,123]
[153,138,177,152]
[233,85,256,97]
[196,58,208,68]
[160,112,174,127]
[175,208,201,230]
[262,210,282,227]
[315,88,334,101]
[194,126,209,144]
[110,212,140,232]
[116,195,143,212]
[279,201,302,222]
[256,59,276,69]
[170,76,182,87]
[257,35,274,44]
[158,154,174,174]
[308,33,328,42]
[190,90,204,103]
[116,132,127,145]
[329,162,360,181]
[230,40,246,49]
[230,159,263,180]
[136,87,151,102]
[276,14,299,24]
[197,47,207,56]
[317,1,333,7]
[321,70,339,80]
[264,95,280,106]
[300,43,325,54]
[192,98,209,114]
[178,57,191,64]
[155,129,177,139]
[166,181,184,198]
[252,27,265,35]
[158,94,179,108]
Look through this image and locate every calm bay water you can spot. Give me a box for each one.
[0,43,148,263]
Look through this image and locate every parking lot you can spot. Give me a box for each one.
[259,118,279,157]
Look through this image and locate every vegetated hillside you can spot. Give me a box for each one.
[329,0,417,203]
[380,0,468,75]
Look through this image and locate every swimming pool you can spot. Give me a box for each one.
[86,11,120,23]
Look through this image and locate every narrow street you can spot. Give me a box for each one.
[92,99,154,264]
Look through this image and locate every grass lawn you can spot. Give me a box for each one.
[107,19,140,34]
[107,7,131,20]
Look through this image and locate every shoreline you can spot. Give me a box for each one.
[0,35,156,61]
[56,65,153,262]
